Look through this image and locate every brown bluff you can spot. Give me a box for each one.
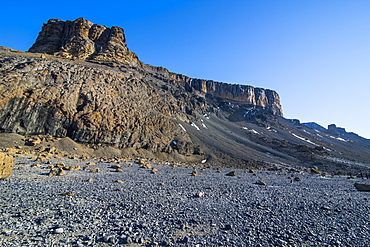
[0,18,283,165]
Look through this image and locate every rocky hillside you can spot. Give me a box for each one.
[1,18,369,172]
[303,122,370,145]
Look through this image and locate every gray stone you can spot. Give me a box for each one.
[54,227,64,234]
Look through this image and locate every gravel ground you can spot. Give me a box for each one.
[1,156,370,246]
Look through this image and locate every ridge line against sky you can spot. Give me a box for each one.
[0,0,370,138]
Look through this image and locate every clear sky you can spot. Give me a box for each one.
[1,0,370,138]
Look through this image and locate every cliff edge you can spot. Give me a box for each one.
[0,18,292,167]
[28,18,282,116]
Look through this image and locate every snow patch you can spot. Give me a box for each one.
[251,129,259,134]
[202,123,208,129]
[303,129,311,134]
[179,124,186,132]
[243,127,260,134]
[201,159,207,164]
[330,136,347,142]
[171,141,177,148]
[291,133,319,146]
[191,122,200,131]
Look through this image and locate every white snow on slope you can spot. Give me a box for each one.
[243,127,260,134]
[191,122,200,131]
[329,136,347,142]
[179,124,186,132]
[291,133,319,146]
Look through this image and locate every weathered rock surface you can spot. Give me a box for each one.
[0,151,14,179]
[4,18,370,171]
[29,18,139,65]
[28,18,283,115]
[0,18,282,163]
[303,122,370,145]
[0,54,199,155]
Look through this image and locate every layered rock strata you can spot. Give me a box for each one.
[0,18,283,158]
[29,18,139,65]
[27,18,282,115]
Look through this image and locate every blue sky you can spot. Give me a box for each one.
[1,0,370,138]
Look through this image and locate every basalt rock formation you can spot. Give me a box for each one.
[0,18,283,164]
[27,18,282,116]
[5,18,370,172]
[29,18,139,65]
[0,54,202,156]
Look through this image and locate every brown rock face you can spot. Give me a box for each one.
[0,18,284,163]
[27,18,282,116]
[0,55,202,155]
[170,75,282,116]
[29,18,139,65]
[0,152,15,179]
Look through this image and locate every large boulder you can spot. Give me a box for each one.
[0,152,15,179]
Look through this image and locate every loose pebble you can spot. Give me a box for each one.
[0,156,369,246]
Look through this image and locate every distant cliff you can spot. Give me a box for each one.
[302,122,370,145]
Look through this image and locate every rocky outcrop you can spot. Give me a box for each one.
[0,152,14,179]
[27,18,283,116]
[29,18,139,65]
[303,123,370,145]
[0,18,283,160]
[174,76,282,115]
[0,53,209,156]
[327,124,347,136]
[135,65,282,115]
[327,124,370,144]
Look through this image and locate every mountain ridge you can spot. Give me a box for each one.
[302,122,370,145]
[27,18,283,116]
[1,18,370,173]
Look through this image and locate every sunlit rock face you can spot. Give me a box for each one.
[28,18,283,116]
[29,18,139,65]
[0,18,283,161]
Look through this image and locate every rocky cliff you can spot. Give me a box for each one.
[0,54,204,156]
[27,18,282,115]
[29,18,140,65]
[0,18,283,164]
[303,122,370,145]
